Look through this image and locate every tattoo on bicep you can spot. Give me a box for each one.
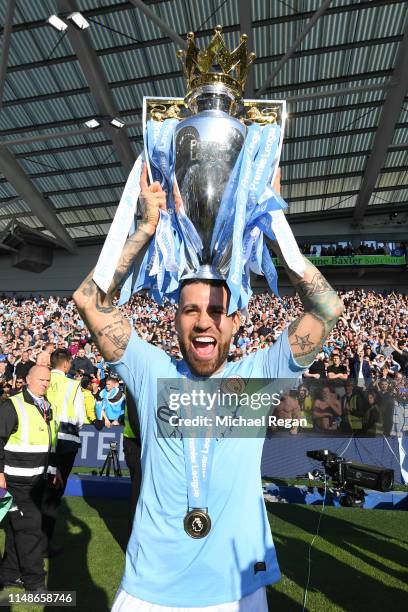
[288,313,326,364]
[292,333,313,352]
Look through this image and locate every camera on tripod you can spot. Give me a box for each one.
[306,449,394,507]
[99,441,122,478]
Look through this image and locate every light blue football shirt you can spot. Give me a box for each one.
[109,327,305,607]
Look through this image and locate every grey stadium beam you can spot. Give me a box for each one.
[353,22,408,224]
[129,0,187,50]
[255,0,332,97]
[238,0,255,98]
[57,0,135,175]
[0,0,16,109]
[0,147,77,253]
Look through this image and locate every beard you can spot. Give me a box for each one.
[178,337,231,377]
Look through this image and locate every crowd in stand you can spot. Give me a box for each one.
[1,288,407,436]
[300,241,407,257]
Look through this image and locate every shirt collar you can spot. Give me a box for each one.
[27,388,44,403]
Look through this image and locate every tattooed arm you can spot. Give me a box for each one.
[285,258,344,366]
[73,165,166,362]
[268,169,343,365]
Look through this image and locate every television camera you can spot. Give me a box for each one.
[306,449,394,507]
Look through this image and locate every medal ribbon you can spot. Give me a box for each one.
[182,434,215,511]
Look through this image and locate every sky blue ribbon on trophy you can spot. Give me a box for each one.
[211,123,284,313]
[132,118,204,304]
[227,124,262,312]
[128,119,180,303]
[95,113,302,308]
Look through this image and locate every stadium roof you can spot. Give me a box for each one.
[0,0,407,247]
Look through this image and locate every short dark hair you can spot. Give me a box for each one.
[107,374,119,383]
[179,278,228,293]
[81,375,91,389]
[51,348,72,369]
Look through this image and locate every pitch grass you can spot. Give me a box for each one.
[0,497,407,612]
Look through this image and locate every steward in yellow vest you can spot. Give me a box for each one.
[47,369,84,451]
[341,382,365,433]
[297,385,314,429]
[42,349,85,555]
[80,378,97,424]
[0,365,62,592]
[362,391,384,436]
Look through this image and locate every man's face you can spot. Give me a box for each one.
[27,366,50,397]
[77,349,85,358]
[175,283,240,377]
[105,379,118,391]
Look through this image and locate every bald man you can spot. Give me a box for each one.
[0,364,62,593]
[36,343,55,368]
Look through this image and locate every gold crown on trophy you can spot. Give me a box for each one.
[177,25,256,99]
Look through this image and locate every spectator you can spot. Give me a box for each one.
[326,352,348,395]
[14,351,35,381]
[340,381,365,433]
[303,351,326,382]
[272,391,301,435]
[349,347,372,387]
[96,375,126,427]
[362,390,383,436]
[9,377,25,397]
[312,385,342,432]
[376,379,395,436]
[69,347,94,378]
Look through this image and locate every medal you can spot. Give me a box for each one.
[184,509,211,539]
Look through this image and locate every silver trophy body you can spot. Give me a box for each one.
[143,90,285,281]
[174,85,246,279]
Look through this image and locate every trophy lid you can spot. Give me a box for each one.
[177,26,256,105]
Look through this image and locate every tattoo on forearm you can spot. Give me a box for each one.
[97,319,130,358]
[80,276,96,298]
[95,293,115,314]
[295,273,334,299]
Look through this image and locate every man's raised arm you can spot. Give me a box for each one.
[269,170,343,367]
[73,165,166,362]
[285,258,344,366]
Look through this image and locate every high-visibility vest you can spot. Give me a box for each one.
[82,388,96,424]
[4,393,57,484]
[299,395,313,428]
[363,404,384,435]
[344,395,362,430]
[47,371,82,447]
[123,402,135,439]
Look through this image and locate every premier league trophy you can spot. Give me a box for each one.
[93,26,304,311]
